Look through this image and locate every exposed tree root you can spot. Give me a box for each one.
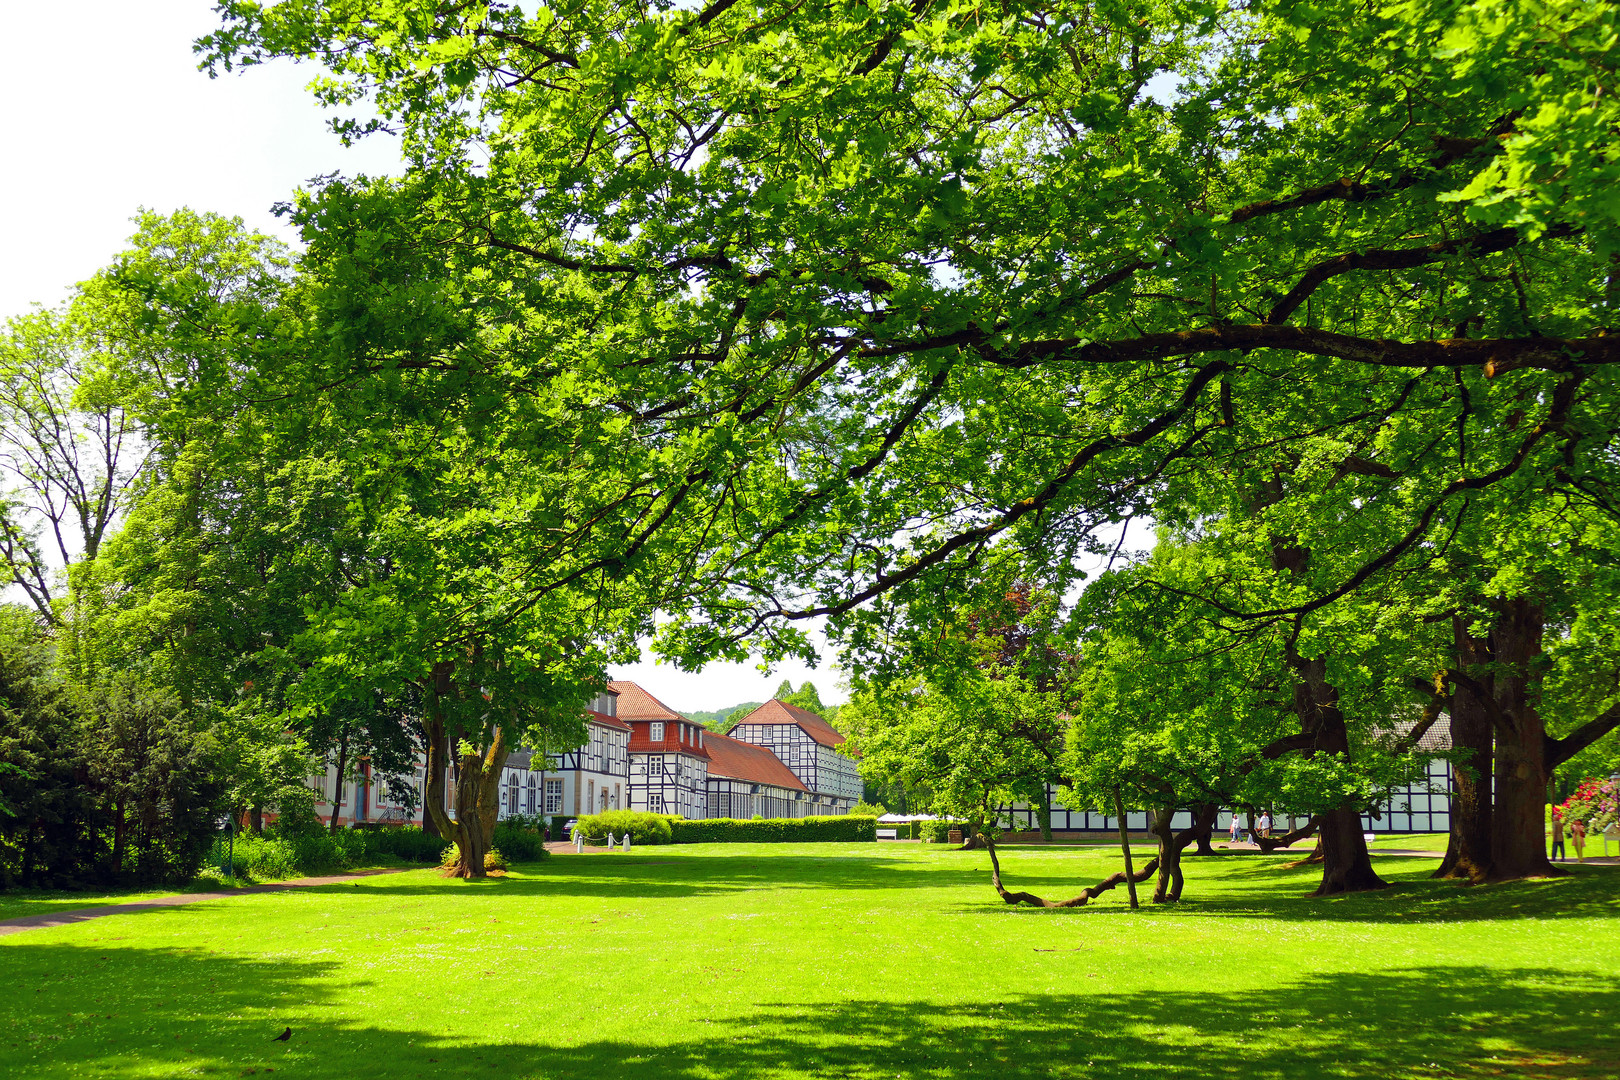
[982,836,1159,908]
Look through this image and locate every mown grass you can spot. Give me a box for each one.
[2,844,1616,1080]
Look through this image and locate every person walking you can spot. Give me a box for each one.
[1551,815,1566,861]
[1229,814,1242,845]
[1257,811,1273,840]
[1572,818,1588,862]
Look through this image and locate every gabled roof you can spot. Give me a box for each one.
[587,708,631,733]
[607,680,686,722]
[728,699,849,749]
[704,732,807,791]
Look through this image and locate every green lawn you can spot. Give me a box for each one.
[2,844,1616,1079]
[1368,832,1451,852]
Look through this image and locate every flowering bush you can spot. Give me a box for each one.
[1556,778,1619,834]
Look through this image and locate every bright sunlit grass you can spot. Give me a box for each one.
[2,843,1616,1079]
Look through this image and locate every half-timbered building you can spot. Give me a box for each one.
[726,699,860,815]
[610,680,712,818]
[996,714,1456,837]
[704,731,810,819]
[310,688,630,828]
[525,688,633,819]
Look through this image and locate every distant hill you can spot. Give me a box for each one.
[688,702,762,731]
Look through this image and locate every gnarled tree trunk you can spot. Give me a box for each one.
[1150,807,1184,903]
[1437,614,1494,882]
[1488,597,1555,881]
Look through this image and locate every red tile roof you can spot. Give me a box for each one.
[587,708,631,733]
[607,680,686,722]
[728,699,849,749]
[704,732,807,791]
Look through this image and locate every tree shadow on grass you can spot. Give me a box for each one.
[1,941,1615,1079]
[325,852,999,903]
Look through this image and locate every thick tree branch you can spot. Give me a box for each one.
[771,359,1232,622]
[1227,133,1502,226]
[1547,703,1620,769]
[983,836,1158,908]
[1265,227,1560,326]
[1255,815,1323,852]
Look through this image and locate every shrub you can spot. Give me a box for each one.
[492,821,549,861]
[918,819,969,844]
[575,810,673,845]
[363,826,445,864]
[669,816,878,844]
[212,830,348,879]
[438,845,509,872]
[549,815,571,840]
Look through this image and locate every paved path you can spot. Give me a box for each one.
[0,868,407,938]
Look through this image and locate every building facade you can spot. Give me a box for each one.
[528,688,632,819]
[611,681,712,819]
[997,717,1456,836]
[311,688,630,828]
[704,730,811,819]
[727,700,861,815]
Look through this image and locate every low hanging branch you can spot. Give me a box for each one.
[982,835,1159,908]
[1255,815,1325,853]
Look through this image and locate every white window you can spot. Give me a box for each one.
[650,722,664,742]
[508,780,519,815]
[544,779,563,814]
[649,794,665,814]
[648,754,664,776]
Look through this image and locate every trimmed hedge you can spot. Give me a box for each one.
[670,815,877,844]
[575,810,674,845]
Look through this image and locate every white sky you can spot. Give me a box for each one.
[0,0,842,713]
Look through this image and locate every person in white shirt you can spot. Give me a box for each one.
[1257,812,1273,840]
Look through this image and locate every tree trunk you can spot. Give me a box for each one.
[1189,802,1218,856]
[1150,806,1184,903]
[250,805,264,834]
[328,731,350,835]
[1488,597,1556,881]
[1313,805,1384,896]
[445,726,510,879]
[1113,789,1139,909]
[417,718,445,839]
[110,798,128,880]
[1287,652,1386,895]
[1437,614,1494,882]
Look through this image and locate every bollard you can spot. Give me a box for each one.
[623,834,631,853]
[608,832,616,847]
[574,832,584,854]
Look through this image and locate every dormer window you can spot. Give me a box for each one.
[650,722,664,741]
